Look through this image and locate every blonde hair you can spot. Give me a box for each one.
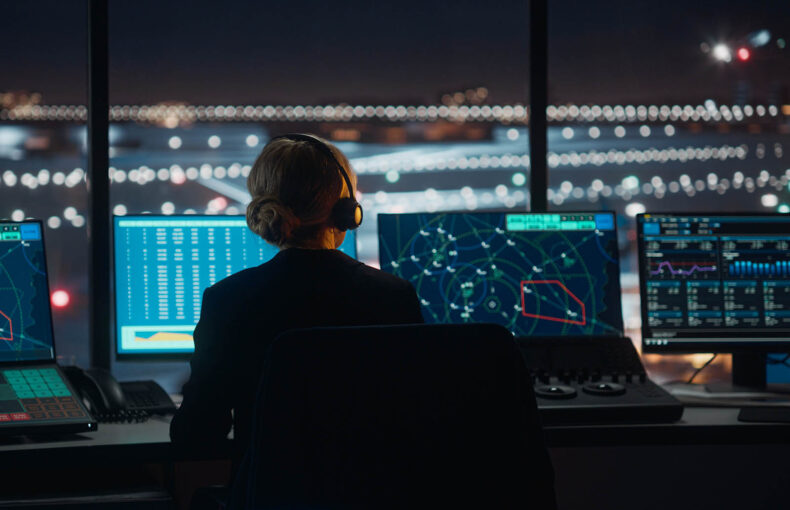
[246,135,352,247]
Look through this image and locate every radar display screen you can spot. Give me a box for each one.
[378,212,623,337]
[0,222,55,363]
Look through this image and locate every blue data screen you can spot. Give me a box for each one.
[378,212,623,337]
[0,222,55,363]
[638,214,790,349]
[114,216,356,355]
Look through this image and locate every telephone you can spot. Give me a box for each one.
[62,366,176,422]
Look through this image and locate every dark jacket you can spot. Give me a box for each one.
[170,248,424,452]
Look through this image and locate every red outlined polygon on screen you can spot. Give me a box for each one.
[0,310,12,342]
[520,280,586,326]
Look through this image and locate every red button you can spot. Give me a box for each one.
[10,413,30,421]
[0,414,10,422]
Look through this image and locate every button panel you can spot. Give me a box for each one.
[0,368,86,421]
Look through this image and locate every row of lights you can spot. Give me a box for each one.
[167,134,260,150]
[166,123,679,153]
[8,167,790,229]
[559,124,677,140]
[166,123,681,154]
[547,103,779,123]
[548,144,750,169]
[0,103,782,124]
[549,169,790,212]
[0,139,781,191]
[2,168,85,189]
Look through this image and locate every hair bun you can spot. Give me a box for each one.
[246,194,302,245]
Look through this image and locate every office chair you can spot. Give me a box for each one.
[229,323,556,509]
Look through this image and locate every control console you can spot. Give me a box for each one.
[518,336,683,425]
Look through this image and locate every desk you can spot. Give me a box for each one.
[0,416,231,467]
[546,406,790,446]
[1,408,789,510]
[547,408,790,510]
[4,407,786,465]
[0,416,232,509]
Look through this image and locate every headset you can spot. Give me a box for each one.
[268,133,363,231]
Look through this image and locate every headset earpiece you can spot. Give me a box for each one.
[332,197,363,232]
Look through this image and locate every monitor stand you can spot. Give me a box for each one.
[705,353,790,394]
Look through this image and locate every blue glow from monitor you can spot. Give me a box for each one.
[378,212,623,337]
[0,221,55,362]
[114,215,356,355]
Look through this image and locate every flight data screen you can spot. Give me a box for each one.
[0,222,55,363]
[114,216,357,355]
[378,212,623,337]
[638,214,790,350]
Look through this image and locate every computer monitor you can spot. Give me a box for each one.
[637,213,790,388]
[378,212,623,337]
[113,215,357,357]
[0,221,56,363]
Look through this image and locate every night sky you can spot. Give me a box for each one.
[2,0,789,105]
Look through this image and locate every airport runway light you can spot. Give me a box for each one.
[625,202,646,217]
[51,290,70,309]
[762,193,779,208]
[712,43,732,62]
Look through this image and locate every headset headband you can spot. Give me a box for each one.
[268,133,355,200]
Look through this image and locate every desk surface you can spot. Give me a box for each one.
[544,406,790,447]
[0,415,231,466]
[1,407,789,466]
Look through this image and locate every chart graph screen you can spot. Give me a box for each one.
[114,215,357,355]
[0,222,55,363]
[638,214,790,351]
[378,212,623,337]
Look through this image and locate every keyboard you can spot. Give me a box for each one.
[120,380,177,415]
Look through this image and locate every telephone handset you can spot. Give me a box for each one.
[62,366,176,422]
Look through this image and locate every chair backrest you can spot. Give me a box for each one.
[235,323,555,509]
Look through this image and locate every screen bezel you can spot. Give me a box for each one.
[377,210,624,337]
[112,214,357,360]
[0,219,57,366]
[637,212,790,354]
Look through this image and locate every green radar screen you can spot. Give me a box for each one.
[378,212,623,336]
[0,222,55,362]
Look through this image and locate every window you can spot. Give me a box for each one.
[548,0,790,381]
[0,1,89,365]
[108,0,531,265]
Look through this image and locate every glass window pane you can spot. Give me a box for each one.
[108,1,530,383]
[0,1,89,366]
[109,1,530,263]
[548,1,790,382]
